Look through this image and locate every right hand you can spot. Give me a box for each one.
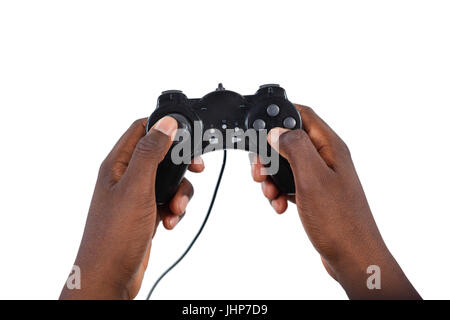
[250,104,420,299]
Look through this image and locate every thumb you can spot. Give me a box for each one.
[122,116,178,191]
[267,128,329,183]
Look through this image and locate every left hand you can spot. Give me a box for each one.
[60,116,204,299]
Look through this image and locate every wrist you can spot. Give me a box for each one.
[60,250,131,300]
[60,271,129,300]
[331,235,390,279]
[327,237,420,299]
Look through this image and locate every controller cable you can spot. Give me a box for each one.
[146,150,227,299]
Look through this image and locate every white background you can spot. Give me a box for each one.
[0,0,449,300]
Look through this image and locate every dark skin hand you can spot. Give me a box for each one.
[60,116,204,299]
[251,104,421,299]
[61,105,420,300]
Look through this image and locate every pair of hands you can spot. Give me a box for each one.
[60,105,420,300]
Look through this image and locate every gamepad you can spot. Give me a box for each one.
[146,84,302,204]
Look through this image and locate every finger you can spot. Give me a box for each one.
[267,128,331,190]
[188,156,204,173]
[250,155,267,182]
[271,195,288,214]
[163,213,182,230]
[158,205,185,230]
[121,116,177,193]
[295,104,351,169]
[261,178,279,201]
[169,178,194,216]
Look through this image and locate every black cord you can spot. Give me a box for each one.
[146,150,227,300]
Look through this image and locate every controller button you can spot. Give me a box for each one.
[259,84,280,89]
[253,119,266,130]
[266,104,280,117]
[161,89,183,95]
[283,117,296,129]
[209,137,219,144]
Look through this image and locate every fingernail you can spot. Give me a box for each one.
[267,127,289,152]
[270,200,280,212]
[178,195,189,214]
[152,116,178,141]
[169,215,180,228]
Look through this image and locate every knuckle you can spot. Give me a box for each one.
[99,158,111,176]
[297,104,314,116]
[126,118,148,135]
[335,137,351,158]
[300,105,313,113]
[132,118,147,129]
[97,159,117,190]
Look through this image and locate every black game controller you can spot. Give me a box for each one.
[146,84,302,204]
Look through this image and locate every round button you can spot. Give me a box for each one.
[253,119,266,130]
[283,117,296,129]
[266,104,280,117]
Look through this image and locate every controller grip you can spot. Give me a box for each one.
[151,113,193,205]
[270,156,296,195]
[155,150,189,205]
